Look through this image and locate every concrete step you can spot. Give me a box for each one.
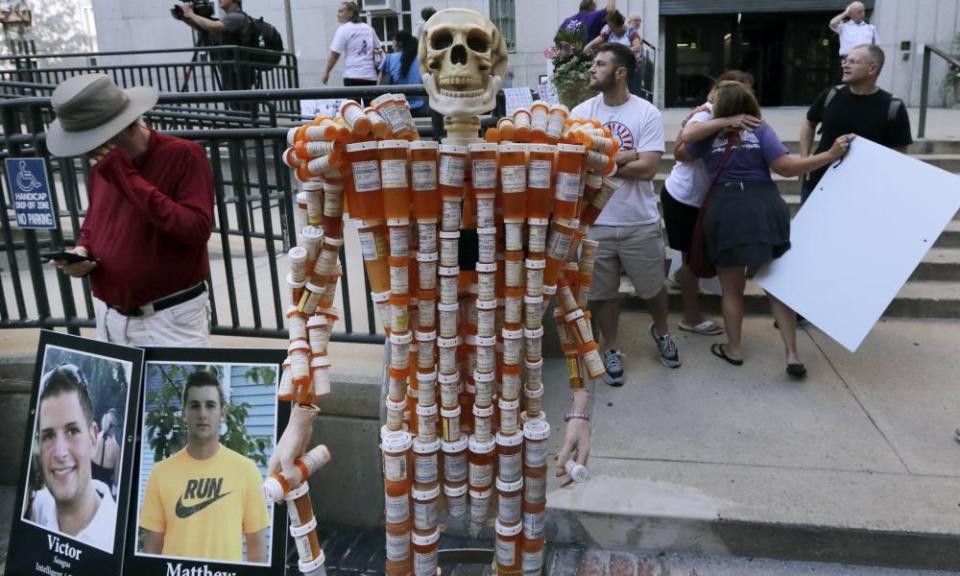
[652,174,960,222]
[547,548,960,576]
[658,153,960,175]
[935,220,960,247]
[546,459,960,572]
[661,248,960,282]
[666,139,960,155]
[622,278,960,319]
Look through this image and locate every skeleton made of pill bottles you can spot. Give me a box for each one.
[419,8,508,142]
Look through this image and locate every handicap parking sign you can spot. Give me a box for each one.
[5,157,56,229]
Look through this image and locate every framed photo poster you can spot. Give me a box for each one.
[124,347,289,576]
[7,330,144,575]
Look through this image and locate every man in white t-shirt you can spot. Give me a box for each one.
[26,364,117,553]
[571,43,679,388]
[31,480,117,553]
[829,1,878,59]
[322,2,381,86]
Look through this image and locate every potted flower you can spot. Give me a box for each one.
[546,30,596,109]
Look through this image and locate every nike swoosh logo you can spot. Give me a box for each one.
[175,491,233,518]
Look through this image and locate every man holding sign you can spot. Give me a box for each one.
[799,44,912,203]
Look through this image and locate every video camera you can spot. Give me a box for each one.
[170,0,214,20]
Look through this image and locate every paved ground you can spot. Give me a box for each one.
[532,314,960,570]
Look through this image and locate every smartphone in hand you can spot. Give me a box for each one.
[39,250,94,263]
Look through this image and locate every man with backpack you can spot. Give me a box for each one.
[799,44,912,203]
[178,0,283,97]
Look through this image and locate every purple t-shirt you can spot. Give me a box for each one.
[685,123,788,183]
[559,9,609,43]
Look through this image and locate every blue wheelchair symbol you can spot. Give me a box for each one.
[15,160,43,192]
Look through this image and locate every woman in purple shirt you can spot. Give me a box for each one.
[679,81,852,377]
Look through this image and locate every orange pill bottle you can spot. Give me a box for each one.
[340,100,372,136]
[438,144,467,200]
[379,140,411,221]
[553,143,585,221]
[345,142,384,221]
[469,143,498,195]
[526,144,555,219]
[529,101,550,142]
[495,519,523,573]
[499,143,527,220]
[410,141,440,220]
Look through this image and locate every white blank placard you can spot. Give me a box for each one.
[755,138,960,352]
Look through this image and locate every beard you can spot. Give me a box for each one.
[589,74,614,92]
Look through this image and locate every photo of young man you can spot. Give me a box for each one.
[139,370,270,563]
[25,363,118,553]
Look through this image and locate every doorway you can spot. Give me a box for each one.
[665,11,840,107]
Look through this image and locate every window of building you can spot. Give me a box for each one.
[356,0,413,45]
[489,0,516,53]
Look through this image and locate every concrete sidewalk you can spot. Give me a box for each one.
[539,314,960,570]
[2,317,960,570]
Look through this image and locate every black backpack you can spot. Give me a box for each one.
[821,84,903,122]
[240,13,284,68]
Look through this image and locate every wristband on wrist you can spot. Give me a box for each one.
[563,410,590,422]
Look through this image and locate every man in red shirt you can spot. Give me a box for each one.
[46,74,214,347]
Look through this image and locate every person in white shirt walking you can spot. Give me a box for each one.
[571,43,679,387]
[829,1,878,61]
[322,1,381,86]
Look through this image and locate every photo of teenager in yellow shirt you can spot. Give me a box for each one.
[139,371,269,563]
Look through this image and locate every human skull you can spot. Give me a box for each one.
[419,8,508,117]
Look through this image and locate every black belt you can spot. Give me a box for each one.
[109,283,207,317]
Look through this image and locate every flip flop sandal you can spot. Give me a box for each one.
[710,343,743,366]
[786,363,808,378]
[679,320,724,336]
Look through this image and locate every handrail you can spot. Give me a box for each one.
[0,45,296,62]
[918,44,960,138]
[0,84,429,110]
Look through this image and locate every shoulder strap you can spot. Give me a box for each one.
[823,84,845,110]
[702,137,735,207]
[888,97,903,122]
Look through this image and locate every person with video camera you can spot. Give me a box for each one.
[174,0,256,98]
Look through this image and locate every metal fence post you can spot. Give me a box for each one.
[918,45,930,139]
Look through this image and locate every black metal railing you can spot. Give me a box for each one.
[0,45,301,115]
[918,44,960,138]
[638,38,657,102]
[0,86,436,343]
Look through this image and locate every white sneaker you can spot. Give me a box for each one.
[650,325,681,368]
[602,348,625,387]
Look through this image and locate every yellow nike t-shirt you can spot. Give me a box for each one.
[140,445,270,561]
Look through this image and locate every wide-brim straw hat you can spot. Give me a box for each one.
[46,73,158,157]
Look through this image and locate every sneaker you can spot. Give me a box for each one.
[650,325,681,368]
[602,348,625,387]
